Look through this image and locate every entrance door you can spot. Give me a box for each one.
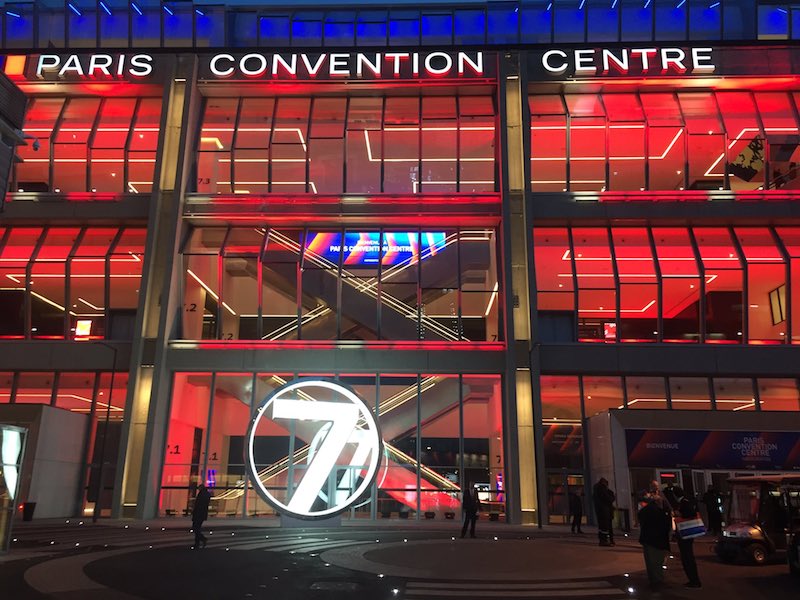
[546,471,585,525]
[656,469,682,489]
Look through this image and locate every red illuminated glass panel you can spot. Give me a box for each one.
[735,228,786,343]
[694,228,744,343]
[714,378,756,411]
[651,228,701,342]
[626,377,668,410]
[612,228,657,342]
[55,372,97,414]
[14,95,161,195]
[530,95,567,192]
[757,379,800,411]
[195,94,496,196]
[605,94,645,191]
[572,228,615,342]
[15,98,64,193]
[540,376,581,422]
[534,228,573,313]
[776,227,800,344]
[582,376,624,416]
[0,372,12,403]
[668,377,711,410]
[14,372,55,404]
[716,93,764,190]
[0,227,145,341]
[529,91,800,192]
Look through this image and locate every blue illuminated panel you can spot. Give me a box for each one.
[305,232,447,268]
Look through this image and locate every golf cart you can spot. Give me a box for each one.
[715,475,800,565]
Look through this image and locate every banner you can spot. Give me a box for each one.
[626,429,800,470]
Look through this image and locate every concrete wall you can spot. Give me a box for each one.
[0,404,87,519]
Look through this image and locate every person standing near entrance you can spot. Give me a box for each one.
[702,485,723,536]
[568,488,584,534]
[593,477,616,546]
[460,485,480,538]
[674,486,702,588]
[638,494,672,591]
[192,484,211,549]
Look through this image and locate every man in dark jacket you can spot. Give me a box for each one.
[460,486,480,538]
[568,488,584,534]
[192,484,211,549]
[638,495,672,590]
[674,486,702,588]
[593,478,616,546]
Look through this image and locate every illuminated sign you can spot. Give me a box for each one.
[202,51,486,80]
[304,231,447,267]
[246,379,382,520]
[2,51,488,82]
[536,47,715,78]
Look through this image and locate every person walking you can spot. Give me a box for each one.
[568,488,584,534]
[638,495,672,591]
[593,477,616,546]
[191,484,211,549]
[674,486,702,588]
[460,485,480,538]
[702,485,723,536]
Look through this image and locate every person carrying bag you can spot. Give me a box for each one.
[673,487,703,588]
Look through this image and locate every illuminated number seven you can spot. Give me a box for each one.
[272,399,359,514]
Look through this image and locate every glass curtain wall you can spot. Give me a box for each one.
[13,96,161,195]
[0,227,146,340]
[180,226,500,342]
[160,372,504,520]
[533,226,797,344]
[195,94,497,195]
[530,90,800,192]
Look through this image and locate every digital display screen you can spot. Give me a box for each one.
[304,232,448,267]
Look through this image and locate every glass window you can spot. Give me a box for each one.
[757,378,800,411]
[669,377,712,410]
[582,376,624,416]
[612,228,657,342]
[530,95,567,192]
[161,372,213,517]
[529,90,800,192]
[0,372,13,403]
[195,93,496,196]
[777,227,800,344]
[55,372,96,414]
[14,95,160,195]
[626,376,668,410]
[652,228,702,343]
[736,228,787,343]
[14,372,55,405]
[714,377,756,411]
[694,228,744,343]
[180,227,500,343]
[572,228,616,342]
[541,375,582,422]
[540,375,583,506]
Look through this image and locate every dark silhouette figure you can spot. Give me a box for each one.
[192,484,211,549]
[702,485,723,535]
[638,495,672,590]
[674,486,702,588]
[568,488,584,533]
[663,482,679,513]
[593,477,616,546]
[461,486,480,538]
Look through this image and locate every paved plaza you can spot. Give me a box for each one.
[1,520,795,599]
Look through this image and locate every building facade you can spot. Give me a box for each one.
[0,0,799,524]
